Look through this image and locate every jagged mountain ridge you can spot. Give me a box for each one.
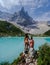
[0,7,37,27]
[10,7,37,26]
[0,7,50,35]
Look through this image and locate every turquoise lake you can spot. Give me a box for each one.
[0,37,50,63]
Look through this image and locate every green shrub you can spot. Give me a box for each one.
[44,30,50,36]
[11,57,21,65]
[37,43,50,65]
[0,20,25,36]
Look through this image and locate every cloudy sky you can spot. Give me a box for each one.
[0,0,50,21]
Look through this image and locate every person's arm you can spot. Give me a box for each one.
[33,40,34,48]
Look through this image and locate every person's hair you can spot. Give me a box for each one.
[25,33,29,38]
[31,36,33,39]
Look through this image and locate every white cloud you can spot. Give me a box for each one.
[0,0,19,9]
[0,0,50,21]
[0,0,47,9]
[0,0,4,7]
[37,0,48,8]
[35,11,50,21]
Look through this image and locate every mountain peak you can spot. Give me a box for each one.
[20,7,28,18]
[10,7,36,26]
[20,7,25,12]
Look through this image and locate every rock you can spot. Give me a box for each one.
[26,58,30,63]
[29,63,34,65]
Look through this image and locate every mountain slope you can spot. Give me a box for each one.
[47,21,50,26]
[44,30,50,36]
[0,20,25,36]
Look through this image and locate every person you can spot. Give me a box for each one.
[29,36,34,57]
[29,36,34,48]
[24,34,29,54]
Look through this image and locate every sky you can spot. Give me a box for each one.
[0,0,50,21]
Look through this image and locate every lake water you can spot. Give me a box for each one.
[0,37,50,63]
